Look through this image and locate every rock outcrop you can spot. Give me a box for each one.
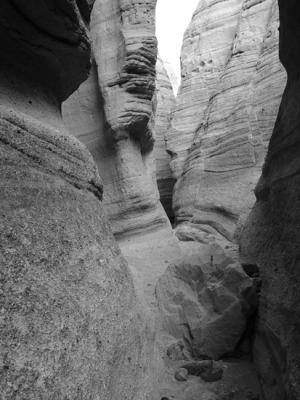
[63,0,172,238]
[168,0,286,252]
[240,1,300,398]
[0,2,152,399]
[156,244,259,361]
[153,57,176,219]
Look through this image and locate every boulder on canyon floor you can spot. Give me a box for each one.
[156,243,259,361]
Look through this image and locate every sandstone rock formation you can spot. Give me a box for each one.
[63,0,174,238]
[153,57,176,218]
[62,2,262,398]
[0,2,152,398]
[240,1,300,398]
[168,0,286,252]
[2,0,288,398]
[156,244,259,361]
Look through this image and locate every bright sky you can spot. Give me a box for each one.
[156,0,199,84]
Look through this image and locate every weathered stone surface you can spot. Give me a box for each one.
[90,0,157,152]
[0,2,152,399]
[0,0,93,102]
[63,0,174,238]
[168,0,286,251]
[62,3,187,398]
[240,1,300,398]
[168,0,244,179]
[63,64,171,238]
[153,57,176,218]
[156,244,258,360]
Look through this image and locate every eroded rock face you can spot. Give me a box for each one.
[63,0,172,238]
[153,57,176,219]
[156,244,258,361]
[0,2,151,399]
[240,1,300,398]
[168,0,286,251]
[91,0,157,152]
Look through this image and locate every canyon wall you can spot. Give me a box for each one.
[63,0,173,239]
[168,0,286,252]
[240,1,300,398]
[153,57,176,218]
[62,2,261,398]
[0,1,152,399]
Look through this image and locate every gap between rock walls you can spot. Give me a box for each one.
[1,0,298,399]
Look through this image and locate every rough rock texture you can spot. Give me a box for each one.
[63,0,173,238]
[0,2,152,399]
[153,57,176,218]
[168,0,286,251]
[156,244,258,360]
[62,2,263,399]
[91,0,157,152]
[240,1,300,399]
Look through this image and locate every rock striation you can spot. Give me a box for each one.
[168,0,286,251]
[0,2,152,399]
[91,0,157,152]
[62,2,261,398]
[63,0,172,238]
[240,1,300,398]
[153,57,176,219]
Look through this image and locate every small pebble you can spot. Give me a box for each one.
[174,367,188,382]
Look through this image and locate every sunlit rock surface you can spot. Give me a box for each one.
[0,2,153,399]
[240,1,300,398]
[168,0,286,253]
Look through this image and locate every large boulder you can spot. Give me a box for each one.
[156,244,258,360]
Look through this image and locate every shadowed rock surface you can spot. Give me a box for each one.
[156,244,259,361]
[168,0,286,253]
[240,1,300,398]
[0,2,154,399]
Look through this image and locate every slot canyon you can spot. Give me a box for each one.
[0,0,299,399]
